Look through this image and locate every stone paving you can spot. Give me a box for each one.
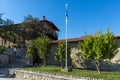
[0,68,22,80]
[0,57,26,80]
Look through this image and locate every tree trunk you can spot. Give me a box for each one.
[2,38,6,46]
[23,37,25,44]
[61,62,64,68]
[1,38,3,46]
[8,41,10,47]
[4,36,6,46]
[19,36,20,44]
[43,58,46,66]
[94,60,101,73]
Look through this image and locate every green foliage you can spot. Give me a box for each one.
[78,29,118,73]
[79,30,118,60]
[102,29,118,59]
[20,15,46,41]
[26,36,50,66]
[54,42,70,68]
[79,35,94,59]
[0,46,5,54]
[54,42,66,63]
[26,41,34,58]
[0,13,5,26]
[0,16,16,46]
[34,36,50,60]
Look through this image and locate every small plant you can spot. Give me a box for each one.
[54,42,70,68]
[0,46,5,54]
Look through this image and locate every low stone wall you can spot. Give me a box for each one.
[0,54,9,67]
[8,69,102,80]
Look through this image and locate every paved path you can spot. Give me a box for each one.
[0,68,9,77]
[0,68,22,80]
[0,56,27,80]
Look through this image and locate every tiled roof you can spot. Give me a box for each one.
[52,34,120,43]
[52,36,85,43]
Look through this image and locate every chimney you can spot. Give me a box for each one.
[43,16,46,20]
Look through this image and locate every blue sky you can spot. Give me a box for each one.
[0,0,120,39]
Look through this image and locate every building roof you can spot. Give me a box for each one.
[52,34,120,44]
[52,36,85,44]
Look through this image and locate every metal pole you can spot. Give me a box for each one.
[65,3,68,69]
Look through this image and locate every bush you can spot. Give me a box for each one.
[0,46,5,54]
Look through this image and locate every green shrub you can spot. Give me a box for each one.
[0,46,5,54]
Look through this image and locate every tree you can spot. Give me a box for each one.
[34,36,50,66]
[26,41,40,65]
[2,19,14,45]
[0,13,5,45]
[54,42,70,68]
[26,36,50,66]
[19,15,46,42]
[0,17,14,46]
[0,13,5,26]
[78,29,118,73]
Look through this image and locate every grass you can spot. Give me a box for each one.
[22,66,120,80]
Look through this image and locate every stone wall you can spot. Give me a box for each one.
[9,69,67,80]
[3,48,26,58]
[0,37,16,47]
[9,69,101,80]
[69,40,120,71]
[4,48,26,61]
[111,39,120,64]
[0,54,9,67]
[47,42,78,66]
[48,41,120,71]
[0,48,27,67]
[70,48,86,68]
[46,44,60,66]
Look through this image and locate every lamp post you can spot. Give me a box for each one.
[65,3,68,70]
